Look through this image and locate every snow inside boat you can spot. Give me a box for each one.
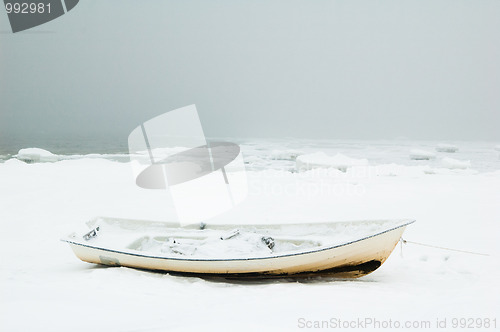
[62,217,415,278]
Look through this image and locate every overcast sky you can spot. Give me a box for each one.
[1,0,499,147]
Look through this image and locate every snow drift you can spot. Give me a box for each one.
[441,157,471,170]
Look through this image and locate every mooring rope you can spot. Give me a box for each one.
[400,237,490,257]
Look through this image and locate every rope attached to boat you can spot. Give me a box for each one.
[400,237,490,257]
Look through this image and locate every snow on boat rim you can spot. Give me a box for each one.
[62,218,415,261]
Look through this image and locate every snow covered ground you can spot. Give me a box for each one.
[0,140,499,331]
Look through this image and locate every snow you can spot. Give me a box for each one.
[135,229,277,258]
[296,152,368,172]
[441,157,471,170]
[436,143,459,153]
[409,149,436,160]
[1,141,499,331]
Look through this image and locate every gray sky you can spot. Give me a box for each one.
[1,0,499,146]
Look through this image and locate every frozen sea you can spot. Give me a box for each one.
[0,138,499,331]
[2,137,500,172]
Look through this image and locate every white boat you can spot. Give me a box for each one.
[62,217,415,278]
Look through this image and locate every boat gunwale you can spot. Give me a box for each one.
[61,219,415,262]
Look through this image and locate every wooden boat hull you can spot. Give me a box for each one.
[63,218,414,278]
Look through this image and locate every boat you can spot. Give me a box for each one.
[62,217,414,278]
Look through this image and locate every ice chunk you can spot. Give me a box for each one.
[409,149,436,160]
[436,144,459,153]
[270,149,302,161]
[296,152,368,172]
[494,145,500,152]
[16,148,60,163]
[441,157,471,170]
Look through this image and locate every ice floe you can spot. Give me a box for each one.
[296,152,368,172]
[409,149,436,160]
[16,148,60,163]
[436,143,459,153]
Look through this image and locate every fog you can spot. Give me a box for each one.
[1,0,499,148]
